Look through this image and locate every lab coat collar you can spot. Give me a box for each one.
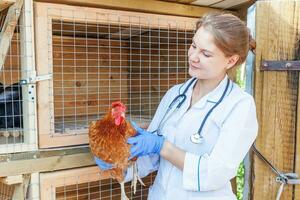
[189,75,231,109]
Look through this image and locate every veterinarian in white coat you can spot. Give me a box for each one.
[126,12,258,200]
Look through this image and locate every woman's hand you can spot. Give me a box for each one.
[128,121,165,158]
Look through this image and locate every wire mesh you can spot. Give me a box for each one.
[38,166,156,200]
[0,5,37,153]
[47,8,194,137]
[54,172,156,200]
[0,173,40,200]
[0,20,23,143]
[0,30,23,145]
[0,182,14,200]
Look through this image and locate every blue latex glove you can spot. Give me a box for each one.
[94,156,114,170]
[128,121,165,158]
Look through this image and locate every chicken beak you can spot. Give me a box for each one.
[115,114,125,126]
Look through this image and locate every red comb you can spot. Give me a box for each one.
[111,101,126,110]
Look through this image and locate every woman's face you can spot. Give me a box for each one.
[188,26,238,80]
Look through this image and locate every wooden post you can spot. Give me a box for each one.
[19,0,37,146]
[253,1,299,199]
[0,0,23,71]
[27,173,40,200]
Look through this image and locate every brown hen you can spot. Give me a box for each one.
[89,101,144,200]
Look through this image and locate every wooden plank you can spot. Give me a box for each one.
[211,0,249,9]
[0,175,23,185]
[20,0,37,147]
[163,0,198,3]
[295,2,300,200]
[39,132,89,148]
[0,152,95,177]
[35,0,223,18]
[0,0,23,71]
[34,1,53,147]
[0,0,15,12]
[36,2,197,31]
[253,1,298,200]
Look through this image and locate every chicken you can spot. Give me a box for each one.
[89,101,144,200]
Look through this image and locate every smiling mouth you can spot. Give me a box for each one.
[190,64,201,70]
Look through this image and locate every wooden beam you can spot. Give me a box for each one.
[0,0,23,71]
[0,0,15,12]
[34,0,223,17]
[0,152,95,177]
[161,0,198,3]
[20,0,38,148]
[0,175,23,185]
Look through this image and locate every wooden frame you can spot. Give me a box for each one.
[34,0,222,18]
[35,2,198,148]
[40,166,115,200]
[0,0,38,154]
[40,166,155,200]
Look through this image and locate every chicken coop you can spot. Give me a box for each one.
[1,0,300,200]
[34,2,196,148]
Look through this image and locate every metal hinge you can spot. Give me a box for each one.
[20,74,52,85]
[261,60,300,71]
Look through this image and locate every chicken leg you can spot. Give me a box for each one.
[131,162,145,194]
[120,181,129,200]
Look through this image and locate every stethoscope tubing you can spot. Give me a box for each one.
[153,77,231,144]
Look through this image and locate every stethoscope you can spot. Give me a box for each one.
[152,77,231,144]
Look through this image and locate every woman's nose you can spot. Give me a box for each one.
[189,50,200,62]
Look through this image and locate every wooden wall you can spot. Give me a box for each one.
[253,1,300,199]
[52,35,129,117]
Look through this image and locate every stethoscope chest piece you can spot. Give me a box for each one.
[190,133,204,144]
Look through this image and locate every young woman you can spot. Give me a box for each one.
[96,12,258,200]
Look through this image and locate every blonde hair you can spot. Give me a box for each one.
[196,13,255,66]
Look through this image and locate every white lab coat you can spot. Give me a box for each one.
[126,75,258,200]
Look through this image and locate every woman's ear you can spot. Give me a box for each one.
[226,55,239,70]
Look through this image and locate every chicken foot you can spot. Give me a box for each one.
[131,162,145,194]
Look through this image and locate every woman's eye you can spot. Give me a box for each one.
[202,51,211,57]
